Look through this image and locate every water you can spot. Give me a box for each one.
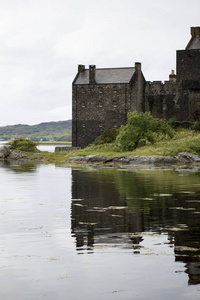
[0,161,200,299]
[37,144,69,152]
[0,141,68,152]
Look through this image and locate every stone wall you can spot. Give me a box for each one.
[145,81,179,120]
[177,49,200,81]
[72,83,131,148]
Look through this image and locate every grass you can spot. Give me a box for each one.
[64,129,200,157]
[23,129,200,164]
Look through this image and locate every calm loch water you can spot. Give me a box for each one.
[0,160,200,299]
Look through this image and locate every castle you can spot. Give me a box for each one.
[72,27,200,148]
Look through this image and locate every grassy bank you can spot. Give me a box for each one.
[70,129,200,156]
[29,129,200,164]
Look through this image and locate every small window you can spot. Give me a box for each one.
[82,124,85,128]
[113,86,118,92]
[99,122,102,128]
[183,90,187,95]
[98,101,103,107]
[172,89,176,95]
[98,87,103,93]
[114,123,118,128]
[81,101,86,108]
[113,100,117,107]
[81,87,85,93]
[160,90,165,95]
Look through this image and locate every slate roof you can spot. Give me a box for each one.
[74,67,136,85]
[186,35,200,50]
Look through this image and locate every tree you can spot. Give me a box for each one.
[115,111,173,151]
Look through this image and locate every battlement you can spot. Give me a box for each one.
[146,80,177,96]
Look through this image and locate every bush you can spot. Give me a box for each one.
[168,116,176,129]
[191,122,200,132]
[93,128,119,145]
[7,138,39,152]
[115,111,174,151]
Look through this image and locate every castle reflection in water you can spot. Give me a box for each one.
[71,168,200,285]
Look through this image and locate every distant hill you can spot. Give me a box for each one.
[0,120,72,142]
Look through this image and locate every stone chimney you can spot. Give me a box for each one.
[78,65,85,73]
[169,70,176,82]
[191,27,200,37]
[186,27,200,49]
[89,65,96,84]
[135,62,141,72]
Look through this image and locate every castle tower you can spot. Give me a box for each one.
[177,27,200,81]
[176,27,200,122]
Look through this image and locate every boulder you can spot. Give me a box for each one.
[0,146,11,158]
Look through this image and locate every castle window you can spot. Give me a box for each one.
[82,124,85,128]
[81,87,85,93]
[113,86,118,93]
[160,90,165,95]
[81,101,86,108]
[99,122,102,128]
[172,89,176,95]
[98,101,103,107]
[114,123,118,128]
[183,90,187,95]
[113,100,117,107]
[98,87,103,93]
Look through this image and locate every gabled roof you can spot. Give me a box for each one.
[186,27,200,50]
[186,35,200,50]
[74,67,136,85]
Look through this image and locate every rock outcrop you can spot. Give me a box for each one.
[67,152,200,169]
[0,145,35,160]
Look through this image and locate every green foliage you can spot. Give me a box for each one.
[93,128,119,145]
[168,116,176,129]
[115,111,174,151]
[191,122,200,132]
[8,138,39,152]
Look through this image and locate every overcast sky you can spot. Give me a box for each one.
[0,0,199,126]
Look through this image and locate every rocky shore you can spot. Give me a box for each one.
[0,145,45,161]
[1,144,200,170]
[66,152,200,170]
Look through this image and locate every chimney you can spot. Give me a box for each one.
[169,70,176,82]
[135,62,141,72]
[89,65,96,84]
[191,27,200,37]
[78,65,85,73]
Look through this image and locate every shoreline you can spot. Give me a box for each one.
[1,144,200,171]
[65,152,200,171]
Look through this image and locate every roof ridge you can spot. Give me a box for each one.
[84,67,135,71]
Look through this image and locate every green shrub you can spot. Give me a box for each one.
[191,122,200,132]
[7,138,39,152]
[93,128,119,145]
[115,111,174,151]
[168,116,176,129]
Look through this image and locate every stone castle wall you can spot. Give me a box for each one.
[72,83,131,148]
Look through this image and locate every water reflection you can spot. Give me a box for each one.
[71,168,200,284]
[0,160,38,173]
